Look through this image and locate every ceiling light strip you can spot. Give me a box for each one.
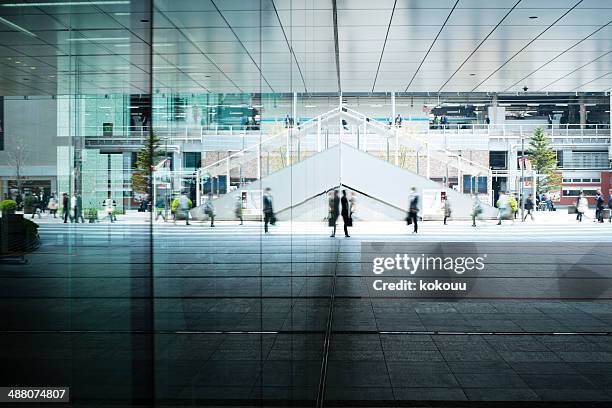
[507,20,612,92]
[436,0,522,93]
[371,0,398,93]
[469,0,585,93]
[0,16,37,37]
[3,1,129,6]
[404,0,460,92]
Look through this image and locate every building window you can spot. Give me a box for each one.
[592,178,601,183]
[562,189,598,197]
[463,175,487,194]
[489,151,507,170]
[183,152,201,170]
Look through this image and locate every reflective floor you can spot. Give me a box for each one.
[2,220,612,406]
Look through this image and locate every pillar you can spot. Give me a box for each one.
[226,157,230,194]
[391,92,396,127]
[317,117,322,152]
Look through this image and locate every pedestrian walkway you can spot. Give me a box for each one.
[37,217,612,242]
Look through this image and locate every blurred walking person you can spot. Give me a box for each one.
[471,194,482,227]
[522,194,535,222]
[595,190,605,223]
[608,194,612,223]
[341,190,350,238]
[47,194,58,218]
[155,195,166,222]
[407,187,419,234]
[30,194,42,219]
[442,195,451,225]
[62,192,70,223]
[104,194,117,223]
[204,193,215,227]
[74,193,84,223]
[576,191,588,222]
[263,188,275,234]
[496,191,511,225]
[328,190,340,237]
[234,196,243,225]
[177,191,191,225]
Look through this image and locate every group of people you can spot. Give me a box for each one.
[6,190,117,224]
[430,114,450,129]
[327,190,355,237]
[575,190,611,223]
[168,188,277,233]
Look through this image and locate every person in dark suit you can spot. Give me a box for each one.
[341,190,350,238]
[329,190,340,237]
[263,188,274,234]
[407,187,419,234]
[595,190,605,223]
[62,192,70,223]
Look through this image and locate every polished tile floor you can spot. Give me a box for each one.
[2,221,612,406]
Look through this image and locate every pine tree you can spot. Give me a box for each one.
[132,132,162,194]
[526,127,558,193]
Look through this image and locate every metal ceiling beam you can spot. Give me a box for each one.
[371,0,397,93]
[437,0,522,93]
[332,0,341,94]
[507,20,612,92]
[470,0,585,92]
[404,0,459,92]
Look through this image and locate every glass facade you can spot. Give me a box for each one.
[1,1,612,407]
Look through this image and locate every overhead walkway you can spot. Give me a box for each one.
[195,105,494,207]
[204,143,497,222]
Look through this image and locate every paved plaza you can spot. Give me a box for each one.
[2,215,612,405]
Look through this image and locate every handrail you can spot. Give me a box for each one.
[198,107,345,176]
[397,128,490,174]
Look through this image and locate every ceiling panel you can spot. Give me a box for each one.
[0,0,611,94]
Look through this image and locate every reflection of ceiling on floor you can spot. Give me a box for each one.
[0,0,611,95]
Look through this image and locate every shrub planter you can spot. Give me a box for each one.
[0,199,17,216]
[83,208,99,223]
[0,214,40,256]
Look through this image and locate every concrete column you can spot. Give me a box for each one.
[579,101,587,128]
[257,144,261,181]
[195,169,200,206]
[173,151,183,194]
[426,145,431,179]
[226,157,230,194]
[391,92,396,127]
[317,117,322,152]
[292,92,297,126]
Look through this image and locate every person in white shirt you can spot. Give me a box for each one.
[178,192,191,225]
[103,195,116,223]
[496,191,510,225]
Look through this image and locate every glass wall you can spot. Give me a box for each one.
[2,1,612,407]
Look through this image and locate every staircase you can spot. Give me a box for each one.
[204,143,497,221]
[191,106,496,220]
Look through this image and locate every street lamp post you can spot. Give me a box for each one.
[520,136,525,221]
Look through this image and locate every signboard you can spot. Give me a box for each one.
[242,190,262,216]
[421,189,444,219]
[102,122,113,137]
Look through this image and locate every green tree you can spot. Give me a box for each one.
[132,132,162,194]
[526,127,558,193]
